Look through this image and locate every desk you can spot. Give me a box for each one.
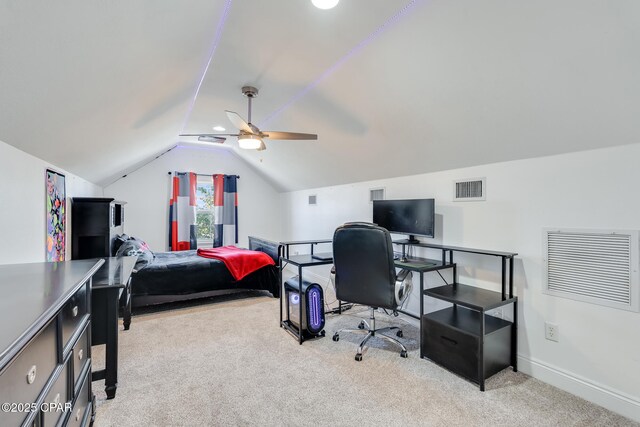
[279,247,453,342]
[279,239,332,258]
[90,256,136,399]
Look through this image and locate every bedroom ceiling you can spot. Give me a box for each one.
[1,1,639,192]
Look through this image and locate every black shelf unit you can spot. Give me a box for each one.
[425,283,517,311]
[394,240,518,391]
[71,198,126,260]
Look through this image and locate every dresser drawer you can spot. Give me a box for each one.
[421,315,479,382]
[0,320,57,427]
[42,363,70,427]
[61,284,89,349]
[67,371,90,427]
[72,325,90,394]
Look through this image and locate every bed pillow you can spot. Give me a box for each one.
[115,237,154,271]
[112,234,131,256]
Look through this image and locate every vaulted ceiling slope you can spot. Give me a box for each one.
[1,1,639,192]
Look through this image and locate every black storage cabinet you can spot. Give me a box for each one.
[421,306,512,384]
[71,197,126,259]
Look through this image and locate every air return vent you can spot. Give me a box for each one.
[453,178,486,201]
[543,228,639,312]
[369,188,385,202]
[308,195,317,205]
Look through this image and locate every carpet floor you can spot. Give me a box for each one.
[93,293,636,426]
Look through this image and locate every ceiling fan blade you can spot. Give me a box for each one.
[197,136,226,144]
[262,131,318,140]
[225,110,253,133]
[179,133,238,137]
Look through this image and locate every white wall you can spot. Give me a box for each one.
[281,143,640,422]
[0,139,103,265]
[103,144,283,251]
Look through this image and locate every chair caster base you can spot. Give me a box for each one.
[400,350,408,358]
[396,330,403,338]
[355,353,363,361]
[358,321,365,330]
[332,333,339,342]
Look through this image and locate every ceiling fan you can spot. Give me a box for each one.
[180,86,318,151]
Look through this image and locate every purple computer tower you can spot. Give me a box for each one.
[284,277,325,336]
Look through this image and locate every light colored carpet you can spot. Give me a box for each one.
[93,293,636,426]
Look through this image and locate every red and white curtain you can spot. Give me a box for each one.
[169,171,197,251]
[213,174,238,247]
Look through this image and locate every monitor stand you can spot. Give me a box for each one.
[407,235,420,244]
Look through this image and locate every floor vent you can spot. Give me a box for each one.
[308,195,317,205]
[369,188,385,202]
[453,178,486,201]
[543,228,639,312]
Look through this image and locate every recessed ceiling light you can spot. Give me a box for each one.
[312,0,339,10]
[213,125,226,131]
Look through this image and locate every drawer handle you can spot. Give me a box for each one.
[78,349,84,361]
[26,365,37,384]
[72,305,79,317]
[440,336,458,346]
[53,393,60,406]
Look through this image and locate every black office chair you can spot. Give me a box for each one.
[331,222,413,361]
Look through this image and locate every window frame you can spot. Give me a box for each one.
[195,176,215,247]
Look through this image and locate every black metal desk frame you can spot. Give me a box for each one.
[278,239,456,342]
[394,240,518,391]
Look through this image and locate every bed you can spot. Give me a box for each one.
[118,236,282,307]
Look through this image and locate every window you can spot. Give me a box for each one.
[196,177,215,245]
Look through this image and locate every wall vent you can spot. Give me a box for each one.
[369,188,385,202]
[543,228,639,312]
[308,195,317,205]
[453,178,486,201]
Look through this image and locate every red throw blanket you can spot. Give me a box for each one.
[197,246,275,281]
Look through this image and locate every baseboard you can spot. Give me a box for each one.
[518,355,640,422]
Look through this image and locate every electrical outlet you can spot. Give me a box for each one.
[545,322,559,342]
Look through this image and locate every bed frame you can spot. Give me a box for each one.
[131,236,282,308]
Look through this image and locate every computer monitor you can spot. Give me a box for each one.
[372,199,435,242]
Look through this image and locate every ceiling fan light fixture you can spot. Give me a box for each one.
[238,134,263,150]
[212,125,226,131]
[312,0,339,10]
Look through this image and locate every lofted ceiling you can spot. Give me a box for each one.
[1,1,639,192]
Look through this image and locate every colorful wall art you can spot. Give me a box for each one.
[46,169,66,261]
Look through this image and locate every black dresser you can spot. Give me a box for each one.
[0,260,103,427]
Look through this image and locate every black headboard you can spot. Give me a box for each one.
[248,236,282,263]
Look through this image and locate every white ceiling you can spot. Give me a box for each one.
[1,1,639,192]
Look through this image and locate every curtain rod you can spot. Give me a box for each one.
[167,172,239,178]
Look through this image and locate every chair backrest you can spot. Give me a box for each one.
[332,222,397,309]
